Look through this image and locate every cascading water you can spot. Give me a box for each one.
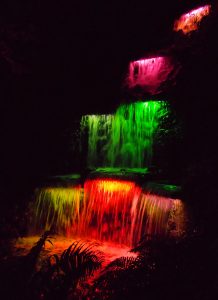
[107,101,169,168]
[174,4,211,35]
[79,179,184,246]
[80,114,113,168]
[31,97,186,247]
[127,57,175,94]
[132,194,185,244]
[33,179,185,247]
[33,186,82,234]
[31,33,186,249]
[77,179,142,246]
[81,101,169,168]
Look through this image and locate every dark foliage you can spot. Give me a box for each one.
[29,240,104,300]
[0,231,53,300]
[90,234,218,300]
[0,234,104,300]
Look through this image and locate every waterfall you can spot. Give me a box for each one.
[127,57,174,94]
[80,114,113,168]
[80,101,169,169]
[132,193,184,244]
[107,101,169,168]
[33,186,83,235]
[32,102,184,247]
[77,179,142,246]
[32,179,185,247]
[174,5,211,35]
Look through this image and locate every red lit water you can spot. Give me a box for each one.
[127,57,174,94]
[33,179,185,247]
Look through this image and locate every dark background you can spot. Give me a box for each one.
[0,0,218,209]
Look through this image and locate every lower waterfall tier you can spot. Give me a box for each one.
[32,178,186,247]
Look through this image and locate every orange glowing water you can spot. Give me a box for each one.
[174,5,211,34]
[13,236,136,266]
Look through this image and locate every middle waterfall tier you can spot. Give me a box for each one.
[80,101,170,169]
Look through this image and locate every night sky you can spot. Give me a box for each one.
[1,0,218,199]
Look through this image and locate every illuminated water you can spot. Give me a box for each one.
[33,186,82,234]
[127,57,174,94]
[174,4,211,34]
[33,179,185,247]
[107,101,169,168]
[33,103,183,249]
[81,101,169,169]
[80,114,113,168]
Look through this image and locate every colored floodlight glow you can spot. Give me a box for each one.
[79,179,142,246]
[127,56,174,94]
[33,186,82,234]
[107,101,169,168]
[32,180,186,246]
[76,179,185,246]
[174,5,211,34]
[96,179,135,193]
[80,114,113,168]
[81,101,170,169]
[133,193,185,241]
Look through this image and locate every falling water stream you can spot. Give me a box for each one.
[107,101,169,168]
[33,179,185,247]
[81,101,169,168]
[32,100,185,248]
[80,114,113,168]
[127,57,175,94]
[33,186,83,234]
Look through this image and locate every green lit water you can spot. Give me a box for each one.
[80,114,113,168]
[107,101,168,168]
[80,101,169,169]
[94,167,149,175]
